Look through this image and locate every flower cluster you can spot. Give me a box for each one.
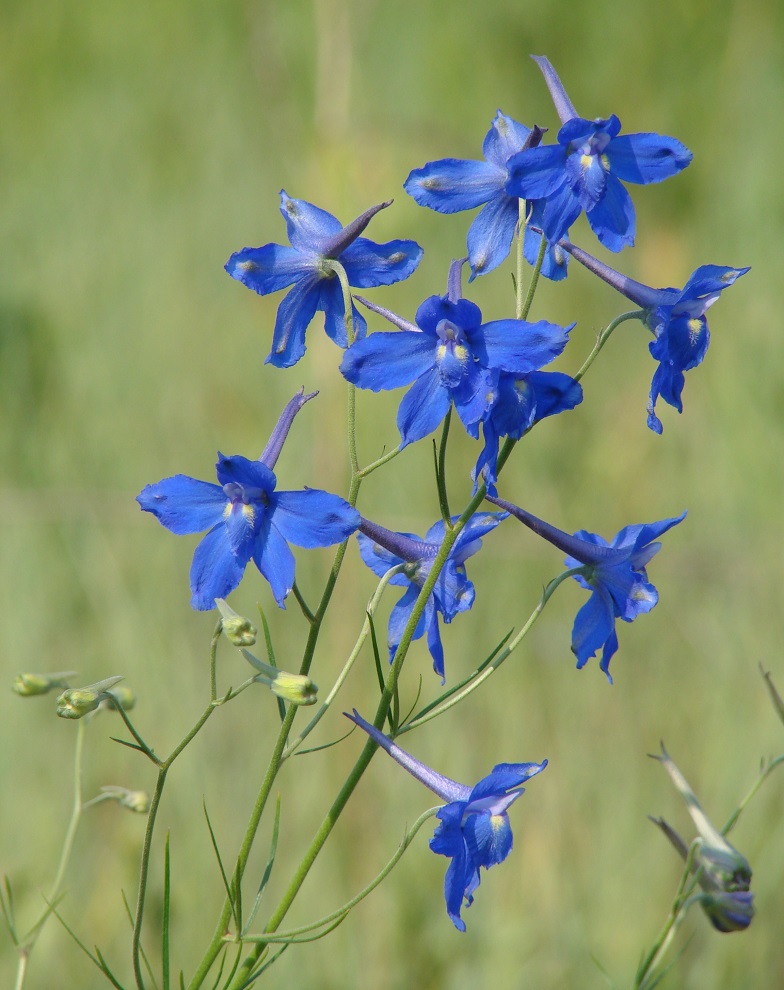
[134,53,750,935]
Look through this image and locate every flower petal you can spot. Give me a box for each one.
[405,158,504,212]
[467,194,520,279]
[269,490,359,548]
[506,144,569,199]
[137,476,226,534]
[252,516,296,607]
[396,366,452,447]
[340,330,436,391]
[279,190,341,254]
[340,237,423,288]
[605,132,692,185]
[571,586,615,668]
[266,277,322,368]
[473,318,573,374]
[586,173,636,251]
[190,524,248,610]
[224,243,316,295]
[483,111,532,168]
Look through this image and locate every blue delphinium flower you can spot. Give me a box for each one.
[474,369,583,495]
[506,56,692,251]
[487,495,686,681]
[225,192,423,368]
[560,239,750,433]
[137,390,360,609]
[345,708,547,931]
[405,112,567,280]
[356,511,506,681]
[340,259,574,447]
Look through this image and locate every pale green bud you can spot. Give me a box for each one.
[100,786,150,814]
[240,649,317,705]
[56,676,125,720]
[269,671,318,706]
[13,671,77,697]
[216,598,257,647]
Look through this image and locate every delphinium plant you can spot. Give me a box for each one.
[5,54,780,990]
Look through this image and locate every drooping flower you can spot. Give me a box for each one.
[345,708,547,931]
[340,259,574,447]
[225,192,423,368]
[137,390,360,610]
[474,369,583,495]
[487,495,686,681]
[506,56,692,251]
[561,239,750,432]
[356,511,506,681]
[650,743,754,932]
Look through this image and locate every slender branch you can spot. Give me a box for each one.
[519,209,546,321]
[573,310,644,383]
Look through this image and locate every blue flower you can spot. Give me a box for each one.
[506,56,692,251]
[356,511,506,681]
[340,259,574,447]
[345,709,547,931]
[406,112,557,280]
[474,369,583,495]
[225,192,423,368]
[487,495,686,681]
[560,240,750,432]
[137,390,360,609]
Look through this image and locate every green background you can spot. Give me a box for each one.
[2,1,782,987]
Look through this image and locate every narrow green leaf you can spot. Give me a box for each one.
[110,735,149,755]
[202,801,241,931]
[52,908,127,990]
[241,796,281,937]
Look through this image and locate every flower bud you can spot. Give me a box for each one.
[56,676,125,720]
[216,598,257,647]
[13,671,77,697]
[268,670,318,706]
[241,649,317,705]
[100,786,150,814]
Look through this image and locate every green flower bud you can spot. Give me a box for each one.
[240,649,317,705]
[56,676,125,720]
[100,786,150,814]
[268,670,318,706]
[699,889,755,933]
[216,598,257,647]
[12,671,77,697]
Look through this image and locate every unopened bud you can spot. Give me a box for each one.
[269,670,318,706]
[13,671,77,697]
[241,649,317,706]
[100,786,150,814]
[216,598,257,647]
[56,676,124,720]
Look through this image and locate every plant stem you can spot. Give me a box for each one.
[574,310,644,383]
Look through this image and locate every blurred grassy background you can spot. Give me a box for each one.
[1,0,782,987]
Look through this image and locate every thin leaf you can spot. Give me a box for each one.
[52,908,127,990]
[400,676,423,726]
[234,946,284,990]
[294,725,355,756]
[162,832,171,990]
[241,796,281,937]
[367,610,386,698]
[203,801,241,931]
[410,629,512,722]
[0,875,17,943]
[120,890,159,990]
[110,736,149,755]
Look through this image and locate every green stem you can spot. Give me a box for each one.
[435,408,452,525]
[357,444,401,479]
[574,310,644,384]
[281,565,406,762]
[17,719,87,978]
[399,568,580,733]
[722,753,784,834]
[291,582,315,624]
[519,211,547,321]
[239,807,437,944]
